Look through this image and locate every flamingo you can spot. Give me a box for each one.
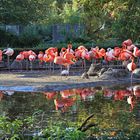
[127,96,135,111]
[16,52,24,61]
[0,50,2,61]
[61,69,69,76]
[54,51,76,75]
[63,48,76,72]
[3,48,14,70]
[127,57,137,85]
[122,39,132,48]
[75,46,88,69]
[118,48,133,61]
[29,54,36,71]
[38,51,44,68]
[15,52,24,70]
[45,47,57,73]
[89,47,103,64]
[22,51,30,70]
[104,48,116,65]
[133,85,140,98]
[133,46,140,64]
[43,53,55,73]
[26,50,37,70]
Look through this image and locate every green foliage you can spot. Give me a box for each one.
[0,0,52,24]
[0,29,18,47]
[19,24,52,46]
[43,122,86,140]
[0,116,23,139]
[0,0,140,44]
[19,25,42,46]
[112,0,140,42]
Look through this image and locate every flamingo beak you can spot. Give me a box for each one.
[2,49,7,53]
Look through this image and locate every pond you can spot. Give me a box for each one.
[0,84,140,139]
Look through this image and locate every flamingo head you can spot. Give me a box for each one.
[3,48,14,56]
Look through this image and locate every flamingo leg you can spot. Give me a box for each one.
[7,56,10,71]
[30,61,33,71]
[130,72,133,87]
[20,61,23,72]
[52,62,54,73]
[67,65,70,76]
[84,59,86,71]
[137,57,140,66]
[26,59,28,71]
[49,62,52,73]
[60,65,63,72]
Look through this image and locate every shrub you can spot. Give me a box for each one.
[19,25,42,46]
[0,29,18,47]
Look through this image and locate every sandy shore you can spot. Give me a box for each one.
[0,70,140,92]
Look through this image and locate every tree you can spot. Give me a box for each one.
[0,0,52,24]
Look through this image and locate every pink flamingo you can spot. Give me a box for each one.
[0,50,2,61]
[38,51,44,69]
[133,46,140,64]
[127,57,137,85]
[15,52,24,70]
[127,96,135,111]
[45,47,57,73]
[133,85,140,98]
[3,48,14,70]
[22,51,30,70]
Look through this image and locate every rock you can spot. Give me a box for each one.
[133,68,140,78]
[98,68,108,77]
[113,69,129,78]
[87,63,102,76]
[81,72,89,79]
[100,68,129,79]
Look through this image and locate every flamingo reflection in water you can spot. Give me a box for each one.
[0,91,4,101]
[103,89,114,99]
[60,89,76,98]
[133,85,140,98]
[80,88,96,101]
[43,92,57,100]
[114,90,131,101]
[54,97,76,112]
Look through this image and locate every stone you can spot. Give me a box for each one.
[100,68,129,79]
[81,72,89,79]
[98,67,108,77]
[87,63,102,76]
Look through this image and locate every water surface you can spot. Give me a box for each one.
[0,84,140,137]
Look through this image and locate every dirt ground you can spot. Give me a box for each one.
[0,70,139,92]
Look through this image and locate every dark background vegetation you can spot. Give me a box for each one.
[0,0,140,49]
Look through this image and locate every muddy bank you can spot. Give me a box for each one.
[0,70,140,92]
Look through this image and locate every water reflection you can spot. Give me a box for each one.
[0,85,140,114]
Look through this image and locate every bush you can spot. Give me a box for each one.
[19,25,42,46]
[0,29,18,47]
[18,25,53,47]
